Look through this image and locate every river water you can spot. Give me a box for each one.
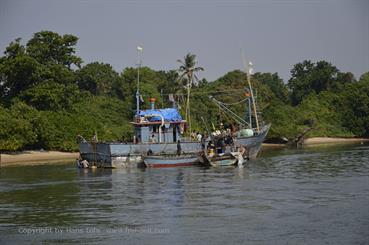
[0,144,368,244]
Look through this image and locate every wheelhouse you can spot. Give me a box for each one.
[131,108,186,143]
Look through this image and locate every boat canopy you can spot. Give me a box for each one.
[139,108,183,122]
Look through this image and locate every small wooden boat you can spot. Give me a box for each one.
[199,145,247,167]
[143,154,199,168]
[202,153,238,167]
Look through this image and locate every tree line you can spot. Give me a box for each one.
[1,31,368,151]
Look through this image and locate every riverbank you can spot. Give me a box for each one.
[2,146,285,167]
[303,137,369,145]
[1,137,368,167]
[0,151,79,167]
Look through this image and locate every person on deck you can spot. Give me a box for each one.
[177,140,182,156]
[190,130,197,140]
[150,134,157,143]
[201,134,206,150]
[196,132,202,142]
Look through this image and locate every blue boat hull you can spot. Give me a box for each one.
[143,155,199,168]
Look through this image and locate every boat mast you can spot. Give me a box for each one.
[136,46,143,115]
[246,89,252,129]
[245,60,260,133]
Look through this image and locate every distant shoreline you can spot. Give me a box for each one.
[1,137,368,167]
[0,151,79,167]
[303,137,369,145]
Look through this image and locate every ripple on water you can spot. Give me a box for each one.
[0,144,369,244]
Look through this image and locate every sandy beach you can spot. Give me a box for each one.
[262,137,369,148]
[0,151,79,167]
[303,137,369,145]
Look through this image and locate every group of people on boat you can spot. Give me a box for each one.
[190,131,203,142]
[202,124,250,164]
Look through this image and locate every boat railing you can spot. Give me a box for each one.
[180,137,193,142]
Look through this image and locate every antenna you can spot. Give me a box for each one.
[241,49,260,133]
[136,46,143,115]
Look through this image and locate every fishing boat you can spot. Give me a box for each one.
[143,154,199,168]
[204,59,271,160]
[78,101,202,168]
[78,50,270,168]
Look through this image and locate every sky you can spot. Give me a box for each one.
[0,0,368,82]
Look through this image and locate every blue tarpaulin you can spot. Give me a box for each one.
[139,108,183,122]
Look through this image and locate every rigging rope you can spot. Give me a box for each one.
[141,89,245,96]
[209,96,249,126]
[219,98,248,106]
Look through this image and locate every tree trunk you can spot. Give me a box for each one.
[288,127,316,147]
[188,91,191,136]
[186,82,191,136]
[187,74,193,136]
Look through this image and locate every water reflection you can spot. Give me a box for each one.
[0,165,80,226]
[0,144,368,244]
[252,143,369,179]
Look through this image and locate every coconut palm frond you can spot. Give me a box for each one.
[193,67,204,72]
[177,59,186,66]
[193,74,201,85]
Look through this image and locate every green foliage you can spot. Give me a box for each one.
[0,31,80,104]
[263,102,299,139]
[26,30,82,68]
[295,93,353,137]
[0,102,38,151]
[19,81,81,111]
[118,66,166,112]
[0,55,42,101]
[42,63,77,85]
[288,60,353,105]
[4,38,25,58]
[77,62,119,95]
[337,76,369,136]
[359,72,369,82]
[253,72,289,103]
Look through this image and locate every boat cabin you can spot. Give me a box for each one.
[131,107,186,144]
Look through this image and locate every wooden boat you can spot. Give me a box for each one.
[199,143,248,167]
[199,152,243,167]
[143,154,199,168]
[206,153,238,167]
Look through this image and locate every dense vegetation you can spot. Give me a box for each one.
[1,31,368,151]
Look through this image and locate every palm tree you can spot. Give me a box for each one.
[177,53,204,136]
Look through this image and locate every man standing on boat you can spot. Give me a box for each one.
[201,134,206,150]
[177,140,182,156]
[150,134,157,143]
[196,132,203,142]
